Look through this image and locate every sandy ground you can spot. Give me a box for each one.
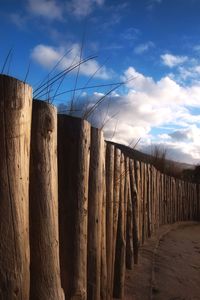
[124,222,200,300]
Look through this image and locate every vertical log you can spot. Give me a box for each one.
[105,143,114,300]
[87,127,104,300]
[143,163,148,240]
[147,164,151,237]
[134,160,142,244]
[126,188,134,270]
[30,100,64,300]
[0,75,32,299]
[58,115,90,299]
[140,162,145,243]
[129,159,139,264]
[111,148,121,296]
[113,154,126,299]
[155,170,160,230]
[101,142,107,300]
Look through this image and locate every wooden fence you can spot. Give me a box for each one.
[0,75,199,299]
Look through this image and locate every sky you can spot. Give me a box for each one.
[1,0,200,165]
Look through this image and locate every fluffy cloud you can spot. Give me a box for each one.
[169,125,200,143]
[66,0,105,18]
[161,53,188,68]
[27,0,63,20]
[31,44,111,79]
[12,0,105,24]
[57,66,200,164]
[134,41,154,54]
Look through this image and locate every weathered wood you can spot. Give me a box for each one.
[147,164,151,237]
[134,160,142,244]
[0,75,32,299]
[30,100,64,300]
[58,115,90,299]
[87,127,104,300]
[101,142,108,300]
[105,143,115,300]
[113,154,126,299]
[129,159,139,264]
[111,148,121,296]
[126,182,134,270]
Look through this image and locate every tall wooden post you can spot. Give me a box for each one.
[101,142,108,300]
[105,143,115,300]
[113,154,126,299]
[58,115,90,299]
[111,148,121,296]
[0,75,32,299]
[87,127,104,300]
[29,100,64,300]
[129,159,139,264]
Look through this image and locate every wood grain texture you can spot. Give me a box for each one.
[105,143,114,300]
[58,115,90,300]
[87,127,104,300]
[0,75,32,300]
[29,100,64,300]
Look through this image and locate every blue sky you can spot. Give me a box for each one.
[1,0,200,164]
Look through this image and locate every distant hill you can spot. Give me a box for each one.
[107,141,194,177]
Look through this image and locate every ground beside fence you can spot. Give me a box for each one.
[124,222,200,300]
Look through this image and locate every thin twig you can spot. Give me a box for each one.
[70,20,87,112]
[50,81,125,99]
[24,62,31,83]
[33,48,72,91]
[83,76,136,120]
[1,48,13,74]
[33,56,97,99]
[76,57,109,105]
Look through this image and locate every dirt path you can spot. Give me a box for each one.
[124,222,200,300]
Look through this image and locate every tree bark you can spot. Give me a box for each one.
[0,75,32,299]
[58,115,90,300]
[105,143,114,300]
[87,127,104,300]
[29,100,64,300]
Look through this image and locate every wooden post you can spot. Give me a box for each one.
[134,160,142,244]
[87,127,104,300]
[101,142,108,300]
[105,143,115,300]
[0,75,32,299]
[126,189,134,270]
[147,164,151,237]
[29,100,64,300]
[58,115,90,299]
[111,148,121,296]
[113,154,126,299]
[129,159,139,264]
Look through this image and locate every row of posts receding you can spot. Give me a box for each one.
[0,75,199,299]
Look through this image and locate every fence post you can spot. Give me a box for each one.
[0,75,32,299]
[58,115,90,300]
[29,100,64,300]
[113,153,126,299]
[105,143,115,300]
[87,127,104,300]
[111,147,121,296]
[101,142,108,300]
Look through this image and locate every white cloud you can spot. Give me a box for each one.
[66,0,105,18]
[122,27,140,41]
[161,53,188,68]
[27,0,63,20]
[31,44,111,79]
[193,45,200,52]
[56,66,200,163]
[10,13,28,28]
[134,41,155,54]
[169,125,200,143]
